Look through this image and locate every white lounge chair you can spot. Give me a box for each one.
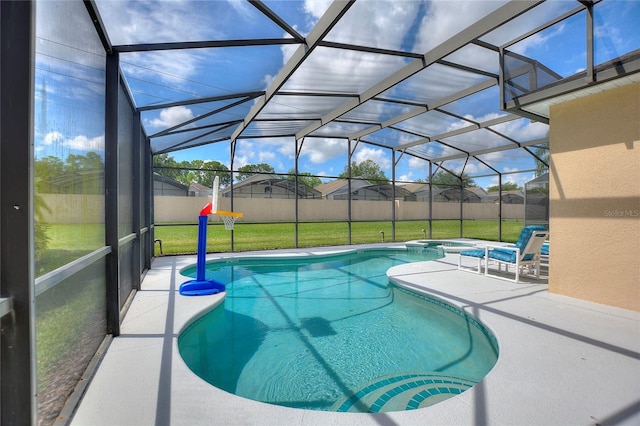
[484,226,549,283]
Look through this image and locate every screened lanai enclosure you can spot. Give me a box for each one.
[1,0,639,424]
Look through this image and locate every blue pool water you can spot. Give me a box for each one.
[178,247,498,413]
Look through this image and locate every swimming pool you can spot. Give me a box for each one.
[178,247,498,413]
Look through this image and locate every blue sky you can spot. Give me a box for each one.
[35,0,640,190]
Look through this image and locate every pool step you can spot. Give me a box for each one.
[333,372,475,413]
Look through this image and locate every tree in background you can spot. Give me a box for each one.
[153,154,231,186]
[153,153,184,182]
[65,152,103,172]
[184,159,230,187]
[486,181,522,192]
[35,152,104,194]
[285,169,323,188]
[34,156,65,193]
[236,163,275,180]
[338,159,389,183]
[430,170,476,188]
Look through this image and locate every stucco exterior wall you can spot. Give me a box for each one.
[549,82,640,311]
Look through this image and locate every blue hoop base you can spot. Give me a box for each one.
[179,279,226,296]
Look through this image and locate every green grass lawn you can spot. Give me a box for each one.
[36,220,524,267]
[153,220,524,256]
[36,223,105,277]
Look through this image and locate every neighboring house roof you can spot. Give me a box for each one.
[399,183,483,202]
[485,190,525,204]
[320,179,416,201]
[467,186,489,197]
[153,172,187,187]
[220,173,322,199]
[45,169,104,194]
[397,182,428,194]
[315,179,350,198]
[316,179,372,198]
[189,181,211,197]
[317,180,489,202]
[153,173,189,195]
[431,187,482,202]
[526,172,549,186]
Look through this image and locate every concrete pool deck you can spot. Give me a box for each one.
[70,242,640,425]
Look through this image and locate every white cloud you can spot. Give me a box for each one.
[234,138,288,171]
[97,0,217,45]
[353,146,391,171]
[282,47,406,94]
[234,140,256,168]
[258,151,277,163]
[41,131,104,152]
[121,50,202,87]
[43,131,64,145]
[325,1,420,52]
[268,0,418,121]
[301,138,347,164]
[485,169,536,190]
[508,22,567,56]
[408,155,426,167]
[64,135,105,151]
[227,0,257,20]
[304,0,333,21]
[413,2,503,53]
[233,152,251,169]
[148,106,195,130]
[436,114,548,156]
[490,119,549,141]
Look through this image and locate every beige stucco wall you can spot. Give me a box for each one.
[549,81,640,312]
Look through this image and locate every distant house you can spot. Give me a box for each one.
[484,190,525,204]
[317,179,416,201]
[189,181,211,197]
[398,183,429,200]
[154,173,188,196]
[45,169,104,194]
[315,179,350,199]
[41,170,190,197]
[399,183,482,203]
[220,173,322,199]
[467,186,489,200]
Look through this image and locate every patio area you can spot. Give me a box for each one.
[69,243,640,425]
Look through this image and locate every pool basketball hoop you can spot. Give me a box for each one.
[210,175,243,230]
[180,175,243,297]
